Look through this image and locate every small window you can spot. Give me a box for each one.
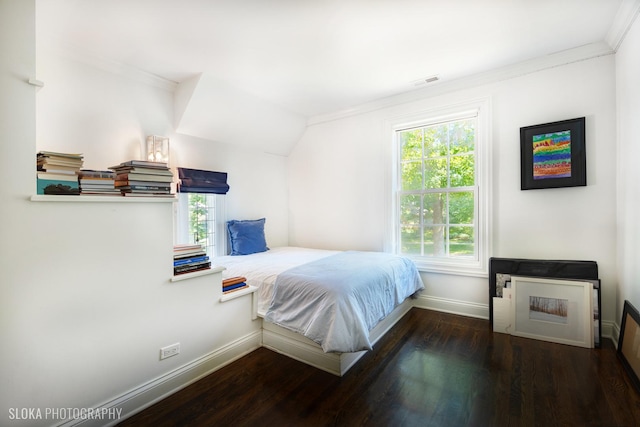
[175,193,226,257]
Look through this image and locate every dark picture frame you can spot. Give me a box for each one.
[618,300,640,393]
[520,117,586,190]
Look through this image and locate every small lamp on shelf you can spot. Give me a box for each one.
[146,135,170,164]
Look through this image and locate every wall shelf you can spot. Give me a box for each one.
[31,195,176,203]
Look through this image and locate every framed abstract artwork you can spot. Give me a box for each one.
[520,117,586,190]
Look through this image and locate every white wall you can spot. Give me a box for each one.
[1,1,289,425]
[289,55,618,323]
[616,15,640,320]
[170,134,289,248]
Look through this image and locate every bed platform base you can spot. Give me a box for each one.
[260,298,414,376]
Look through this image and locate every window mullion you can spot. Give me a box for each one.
[420,193,425,257]
[447,125,451,258]
[420,127,426,256]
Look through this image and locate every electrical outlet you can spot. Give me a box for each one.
[160,343,180,360]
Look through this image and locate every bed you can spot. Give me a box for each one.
[214,245,424,375]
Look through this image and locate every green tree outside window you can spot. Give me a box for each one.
[187,193,215,256]
[398,118,476,258]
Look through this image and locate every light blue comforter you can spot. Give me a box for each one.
[264,251,424,353]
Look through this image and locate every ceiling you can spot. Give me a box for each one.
[36,0,633,122]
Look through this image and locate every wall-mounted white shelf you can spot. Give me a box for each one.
[171,265,225,282]
[31,195,176,203]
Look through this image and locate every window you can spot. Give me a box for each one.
[175,167,230,258]
[175,193,226,257]
[390,100,490,276]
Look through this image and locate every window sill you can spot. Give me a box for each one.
[171,266,225,282]
[411,258,488,278]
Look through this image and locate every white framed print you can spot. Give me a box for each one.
[510,276,593,348]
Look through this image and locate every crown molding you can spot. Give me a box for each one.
[307,41,614,127]
[605,0,640,51]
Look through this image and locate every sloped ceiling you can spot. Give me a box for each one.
[174,73,307,156]
[36,0,639,155]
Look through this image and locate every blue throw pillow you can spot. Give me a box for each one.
[227,218,269,255]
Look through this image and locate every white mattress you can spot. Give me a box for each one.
[213,246,338,315]
[214,246,424,353]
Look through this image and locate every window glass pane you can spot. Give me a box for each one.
[401,161,422,191]
[449,191,474,225]
[424,158,447,189]
[187,193,215,257]
[423,226,446,256]
[449,226,474,257]
[424,125,448,158]
[399,129,423,160]
[400,226,421,255]
[450,154,475,187]
[423,193,446,225]
[400,194,421,226]
[422,227,434,256]
[449,119,475,155]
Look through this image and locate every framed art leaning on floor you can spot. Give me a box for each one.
[510,276,593,348]
[618,300,640,392]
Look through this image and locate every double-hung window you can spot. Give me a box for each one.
[174,168,229,258]
[391,100,490,276]
[175,193,226,257]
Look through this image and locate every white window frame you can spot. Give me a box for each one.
[386,98,491,277]
[174,193,227,257]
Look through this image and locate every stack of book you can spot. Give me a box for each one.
[173,244,211,275]
[36,151,84,195]
[78,170,119,196]
[110,160,174,197]
[222,276,249,294]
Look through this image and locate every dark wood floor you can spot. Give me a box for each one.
[119,309,640,427]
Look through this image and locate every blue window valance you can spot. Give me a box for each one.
[177,167,230,194]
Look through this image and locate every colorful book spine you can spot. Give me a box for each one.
[37,178,80,195]
[222,282,247,292]
[173,255,210,266]
[174,262,211,274]
[117,184,171,191]
[222,276,247,287]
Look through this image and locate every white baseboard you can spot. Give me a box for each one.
[414,294,490,320]
[63,331,262,427]
[414,294,622,345]
[414,294,622,348]
[606,320,620,348]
